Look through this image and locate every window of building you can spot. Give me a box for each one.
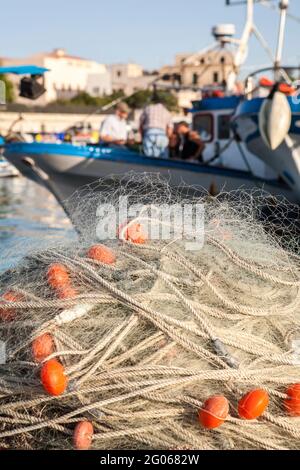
[117,70,122,78]
[213,72,219,83]
[192,73,199,85]
[220,56,225,64]
[193,113,213,142]
[218,114,231,140]
[200,58,205,65]
[93,87,100,95]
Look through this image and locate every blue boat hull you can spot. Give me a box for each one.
[4,142,294,202]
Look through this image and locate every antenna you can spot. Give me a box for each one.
[226,0,276,5]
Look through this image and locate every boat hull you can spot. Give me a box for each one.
[233,97,300,200]
[4,142,295,203]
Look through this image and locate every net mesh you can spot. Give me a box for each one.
[0,173,300,450]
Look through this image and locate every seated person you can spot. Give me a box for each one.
[100,102,130,145]
[171,121,205,162]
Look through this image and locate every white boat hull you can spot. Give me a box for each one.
[4,143,295,203]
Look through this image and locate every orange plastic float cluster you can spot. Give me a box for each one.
[118,221,148,244]
[13,236,298,449]
[47,263,77,300]
[87,244,116,265]
[199,389,270,429]
[0,291,24,322]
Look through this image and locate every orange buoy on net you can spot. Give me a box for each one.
[119,221,147,244]
[87,244,116,265]
[40,359,68,396]
[0,291,23,322]
[198,396,229,429]
[73,421,94,450]
[284,384,300,417]
[57,286,78,300]
[238,389,269,420]
[47,263,70,290]
[32,333,55,363]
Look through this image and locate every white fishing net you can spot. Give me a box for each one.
[0,173,300,450]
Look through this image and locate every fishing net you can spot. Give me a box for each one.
[0,173,300,450]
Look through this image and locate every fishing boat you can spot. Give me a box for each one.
[2,1,299,203]
[233,67,300,201]
[233,1,300,201]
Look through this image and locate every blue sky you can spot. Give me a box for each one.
[1,0,300,72]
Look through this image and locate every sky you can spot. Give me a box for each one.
[1,0,300,73]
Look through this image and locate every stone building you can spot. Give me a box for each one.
[110,63,158,95]
[160,49,235,88]
[1,49,112,105]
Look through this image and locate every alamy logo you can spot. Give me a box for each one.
[96,197,205,251]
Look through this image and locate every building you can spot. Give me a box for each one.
[1,49,112,105]
[160,49,235,89]
[110,63,158,95]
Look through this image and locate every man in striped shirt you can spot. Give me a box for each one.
[139,95,173,158]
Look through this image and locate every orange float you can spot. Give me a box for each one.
[284,384,300,417]
[119,222,147,244]
[57,286,78,300]
[73,421,94,450]
[198,396,229,429]
[32,333,55,363]
[87,244,116,265]
[0,291,23,321]
[40,359,68,396]
[238,389,269,420]
[47,263,70,290]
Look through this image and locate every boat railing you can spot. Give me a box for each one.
[244,66,300,99]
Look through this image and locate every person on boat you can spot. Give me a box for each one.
[139,94,173,158]
[170,122,205,163]
[100,102,130,145]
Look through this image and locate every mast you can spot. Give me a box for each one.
[275,0,289,75]
[233,0,254,70]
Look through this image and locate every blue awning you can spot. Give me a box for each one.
[0,65,49,75]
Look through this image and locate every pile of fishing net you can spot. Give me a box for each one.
[0,174,300,450]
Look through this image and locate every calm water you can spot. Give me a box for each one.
[0,177,75,272]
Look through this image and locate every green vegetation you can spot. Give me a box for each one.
[52,90,125,108]
[49,89,178,112]
[0,74,15,103]
[125,89,178,112]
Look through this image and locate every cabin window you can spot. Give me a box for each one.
[193,113,213,142]
[218,114,231,140]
